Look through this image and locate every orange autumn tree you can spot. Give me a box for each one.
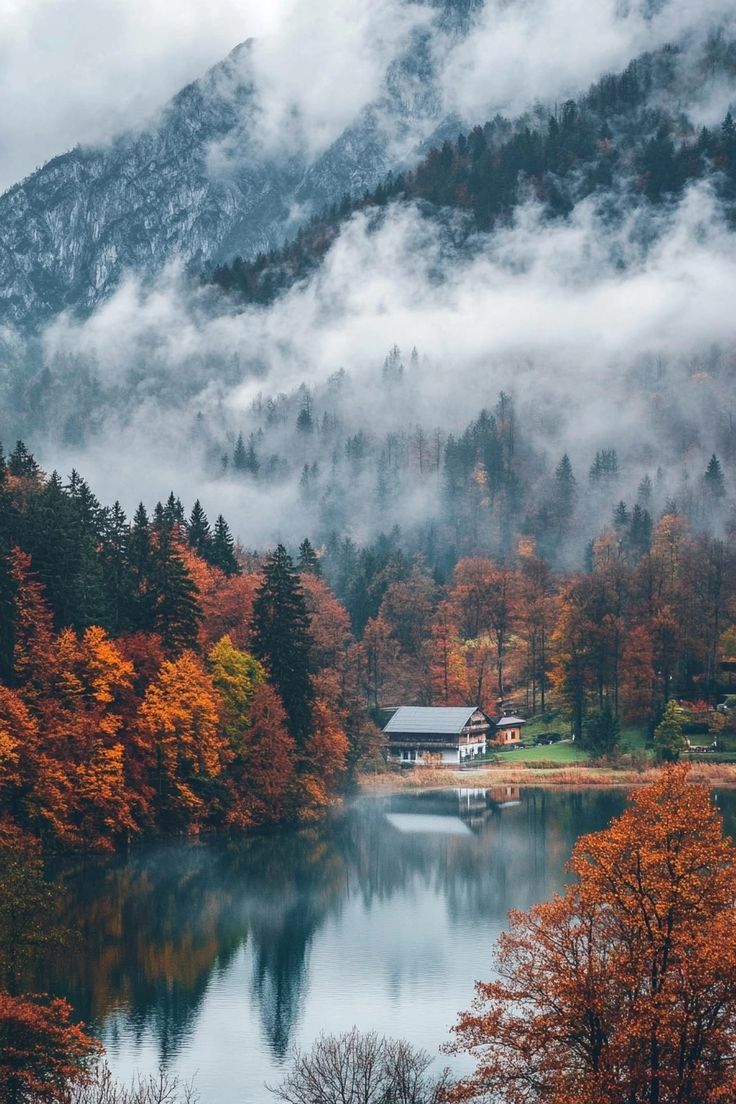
[428,602,468,704]
[448,767,736,1104]
[0,992,101,1104]
[136,651,224,830]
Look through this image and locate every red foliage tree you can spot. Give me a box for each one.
[448,767,736,1104]
[0,991,101,1104]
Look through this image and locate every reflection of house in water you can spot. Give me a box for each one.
[487,785,522,808]
[384,788,522,836]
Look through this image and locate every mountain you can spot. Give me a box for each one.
[211,42,736,306]
[0,5,471,333]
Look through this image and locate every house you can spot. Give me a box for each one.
[491,715,527,746]
[383,706,491,765]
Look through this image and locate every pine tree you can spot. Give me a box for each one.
[163,492,185,530]
[100,502,131,634]
[7,441,40,480]
[654,700,687,762]
[211,516,239,576]
[127,503,154,632]
[628,504,652,558]
[0,549,16,684]
[296,394,314,434]
[613,501,629,530]
[233,432,248,473]
[246,435,260,476]
[589,449,619,483]
[150,528,202,653]
[637,474,653,507]
[252,544,314,746]
[554,453,576,522]
[298,538,321,576]
[582,699,620,757]
[704,454,726,500]
[187,500,212,557]
[25,471,105,629]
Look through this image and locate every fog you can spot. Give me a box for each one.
[27,178,734,550]
[5,0,736,190]
[3,0,736,554]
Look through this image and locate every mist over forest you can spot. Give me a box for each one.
[2,0,736,572]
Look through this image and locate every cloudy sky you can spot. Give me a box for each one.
[0,0,275,191]
[3,0,736,194]
[3,0,736,544]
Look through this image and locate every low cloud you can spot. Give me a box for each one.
[5,0,736,197]
[36,181,736,543]
[440,0,736,124]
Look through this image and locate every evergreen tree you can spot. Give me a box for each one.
[245,435,260,477]
[582,699,620,757]
[150,528,202,653]
[128,503,155,632]
[211,516,239,576]
[0,548,16,684]
[628,504,652,558]
[252,544,314,746]
[637,474,653,507]
[704,453,726,500]
[152,502,167,533]
[613,501,629,530]
[187,500,212,557]
[233,432,248,473]
[589,449,619,483]
[298,538,321,576]
[100,502,131,634]
[8,441,39,480]
[24,471,104,629]
[382,345,404,384]
[654,700,687,762]
[164,492,185,529]
[296,394,314,435]
[555,453,576,520]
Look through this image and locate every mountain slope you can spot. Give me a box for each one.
[0,7,468,332]
[211,43,736,306]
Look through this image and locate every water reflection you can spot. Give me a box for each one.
[27,786,721,1102]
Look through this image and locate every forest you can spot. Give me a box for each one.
[1,437,736,853]
[211,44,736,306]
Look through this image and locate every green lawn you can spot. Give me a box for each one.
[479,721,651,765]
[619,726,650,751]
[496,741,590,764]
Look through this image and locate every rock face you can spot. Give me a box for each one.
[0,5,470,332]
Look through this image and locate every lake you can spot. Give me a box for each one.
[27,786,736,1102]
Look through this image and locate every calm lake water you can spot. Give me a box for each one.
[30,786,736,1102]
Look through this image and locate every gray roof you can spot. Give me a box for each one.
[495,715,527,727]
[383,706,480,735]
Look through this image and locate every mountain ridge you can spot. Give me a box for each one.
[0,6,472,332]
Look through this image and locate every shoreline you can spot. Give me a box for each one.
[358,762,736,791]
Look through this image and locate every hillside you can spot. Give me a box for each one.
[0,4,467,331]
[211,42,736,304]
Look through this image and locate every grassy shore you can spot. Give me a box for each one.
[359,760,736,790]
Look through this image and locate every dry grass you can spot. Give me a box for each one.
[359,761,736,791]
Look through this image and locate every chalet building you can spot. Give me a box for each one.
[383,706,492,765]
[492,715,527,746]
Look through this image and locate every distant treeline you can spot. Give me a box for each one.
[218,383,733,581]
